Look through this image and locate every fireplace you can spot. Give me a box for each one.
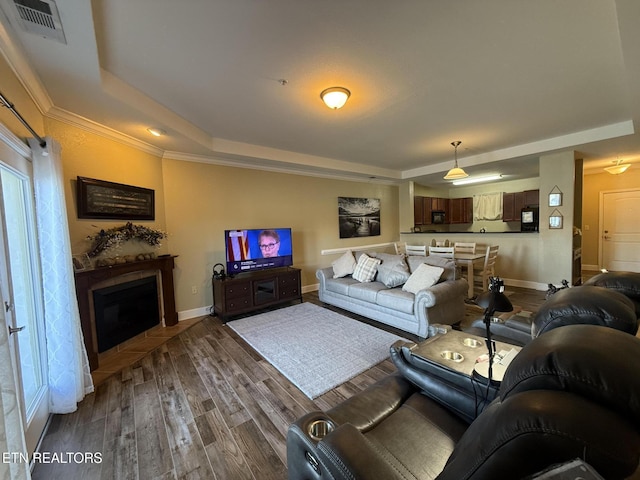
[92,275,161,353]
[74,255,178,370]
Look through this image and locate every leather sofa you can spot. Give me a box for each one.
[286,325,640,479]
[465,282,639,346]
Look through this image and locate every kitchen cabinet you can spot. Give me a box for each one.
[503,190,539,222]
[414,196,433,225]
[449,197,473,224]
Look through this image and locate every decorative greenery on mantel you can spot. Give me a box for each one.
[86,222,166,258]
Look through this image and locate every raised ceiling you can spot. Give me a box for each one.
[1,0,640,185]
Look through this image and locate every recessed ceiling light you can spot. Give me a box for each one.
[147,127,166,137]
[452,174,503,185]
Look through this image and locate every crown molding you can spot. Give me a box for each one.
[0,121,31,157]
[46,106,164,156]
[164,150,400,185]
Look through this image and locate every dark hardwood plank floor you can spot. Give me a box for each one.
[32,287,545,480]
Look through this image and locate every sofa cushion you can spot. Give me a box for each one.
[406,255,456,281]
[373,253,411,288]
[352,253,381,283]
[377,288,415,314]
[325,276,359,295]
[332,250,356,278]
[402,263,444,294]
[349,282,388,303]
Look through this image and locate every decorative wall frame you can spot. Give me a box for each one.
[338,197,381,238]
[548,185,563,207]
[77,176,155,220]
[549,209,563,229]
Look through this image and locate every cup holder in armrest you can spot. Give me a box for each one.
[308,419,335,441]
[441,350,464,362]
[463,338,481,348]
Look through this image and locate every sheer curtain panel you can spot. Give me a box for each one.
[29,138,93,413]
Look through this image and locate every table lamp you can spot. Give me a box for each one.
[475,277,513,383]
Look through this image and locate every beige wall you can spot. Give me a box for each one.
[43,118,169,256]
[0,55,44,139]
[162,159,399,313]
[582,168,640,269]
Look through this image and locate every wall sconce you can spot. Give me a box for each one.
[320,87,350,109]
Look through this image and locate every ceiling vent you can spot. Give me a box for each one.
[11,0,66,44]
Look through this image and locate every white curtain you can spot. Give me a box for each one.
[473,192,503,221]
[29,138,94,413]
[0,306,29,480]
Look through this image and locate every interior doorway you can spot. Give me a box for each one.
[599,188,640,272]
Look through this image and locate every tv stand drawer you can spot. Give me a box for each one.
[213,267,301,321]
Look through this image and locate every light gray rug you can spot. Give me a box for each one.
[228,302,406,399]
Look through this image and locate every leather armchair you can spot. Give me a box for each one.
[583,271,640,319]
[465,284,638,346]
[287,325,640,479]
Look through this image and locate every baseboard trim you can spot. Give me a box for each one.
[178,305,211,321]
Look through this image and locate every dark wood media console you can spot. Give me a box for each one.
[212,267,302,321]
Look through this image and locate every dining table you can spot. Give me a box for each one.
[452,252,486,298]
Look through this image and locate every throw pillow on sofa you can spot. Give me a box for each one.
[352,253,382,282]
[372,252,411,288]
[332,250,356,278]
[402,263,444,294]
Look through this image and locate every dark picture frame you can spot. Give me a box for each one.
[77,176,155,220]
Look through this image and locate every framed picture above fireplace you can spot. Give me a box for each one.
[76,176,155,220]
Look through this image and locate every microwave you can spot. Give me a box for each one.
[432,211,446,224]
[521,207,539,231]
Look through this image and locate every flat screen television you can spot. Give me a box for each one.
[225,228,293,275]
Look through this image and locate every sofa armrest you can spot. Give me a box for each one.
[316,423,408,480]
[415,278,468,307]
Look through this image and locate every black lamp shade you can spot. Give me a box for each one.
[476,290,513,313]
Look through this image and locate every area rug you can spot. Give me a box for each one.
[227,302,407,399]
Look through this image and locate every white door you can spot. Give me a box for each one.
[600,189,640,272]
[0,156,49,456]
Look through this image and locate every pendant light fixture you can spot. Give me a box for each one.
[320,87,350,109]
[604,158,630,175]
[444,140,468,180]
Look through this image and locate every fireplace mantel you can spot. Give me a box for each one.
[74,255,178,371]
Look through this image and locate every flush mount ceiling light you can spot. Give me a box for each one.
[604,158,630,175]
[320,87,350,109]
[443,140,469,180]
[147,127,166,137]
[452,174,503,186]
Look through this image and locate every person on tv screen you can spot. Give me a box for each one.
[258,230,281,258]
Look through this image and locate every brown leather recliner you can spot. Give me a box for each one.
[286,325,640,479]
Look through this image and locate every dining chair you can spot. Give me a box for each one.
[434,239,450,247]
[394,242,407,255]
[428,246,455,258]
[405,244,427,256]
[473,245,499,292]
[454,242,476,254]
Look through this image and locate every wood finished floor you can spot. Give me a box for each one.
[32,287,546,480]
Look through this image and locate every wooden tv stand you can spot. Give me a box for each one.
[212,267,302,321]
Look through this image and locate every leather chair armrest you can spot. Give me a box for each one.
[316,423,408,480]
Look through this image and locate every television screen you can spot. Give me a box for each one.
[225,228,293,274]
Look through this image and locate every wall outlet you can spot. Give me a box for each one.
[191,286,198,294]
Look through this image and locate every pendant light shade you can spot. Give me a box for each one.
[444,141,468,180]
[604,158,630,175]
[321,87,350,109]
